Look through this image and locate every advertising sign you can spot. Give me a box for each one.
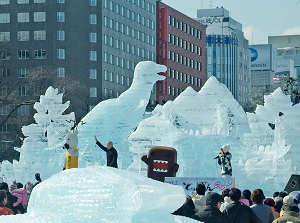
[249,44,277,71]
[165,177,235,196]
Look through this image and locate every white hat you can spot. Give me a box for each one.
[283,195,294,205]
[221,144,230,153]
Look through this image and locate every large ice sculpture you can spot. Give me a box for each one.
[1,87,75,183]
[77,61,167,169]
[0,166,200,223]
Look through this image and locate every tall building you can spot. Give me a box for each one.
[195,7,252,109]
[156,1,207,104]
[249,44,277,105]
[0,0,157,154]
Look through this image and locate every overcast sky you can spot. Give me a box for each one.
[162,0,300,44]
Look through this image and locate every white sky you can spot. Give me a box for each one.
[162,0,300,44]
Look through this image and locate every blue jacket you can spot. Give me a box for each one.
[218,152,232,176]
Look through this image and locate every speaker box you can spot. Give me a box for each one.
[284,174,300,193]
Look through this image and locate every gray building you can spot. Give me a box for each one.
[0,0,156,155]
[195,7,252,110]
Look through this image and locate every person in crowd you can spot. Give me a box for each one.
[0,190,13,215]
[11,182,28,213]
[95,136,118,168]
[223,188,262,223]
[280,195,295,217]
[192,183,207,212]
[250,189,274,223]
[222,189,230,199]
[264,198,280,219]
[278,191,288,199]
[216,144,232,178]
[274,199,283,219]
[243,189,253,206]
[33,173,42,189]
[0,182,20,215]
[220,196,231,212]
[172,196,196,218]
[272,205,300,223]
[191,192,230,223]
[273,192,279,199]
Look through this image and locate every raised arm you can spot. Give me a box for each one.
[95,136,108,152]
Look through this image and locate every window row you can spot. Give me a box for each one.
[168,33,202,56]
[103,70,132,87]
[104,0,155,14]
[168,68,203,87]
[0,0,45,4]
[104,88,120,99]
[0,31,46,42]
[0,49,46,60]
[168,51,202,71]
[168,15,202,40]
[0,12,46,23]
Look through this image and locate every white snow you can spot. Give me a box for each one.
[0,166,199,223]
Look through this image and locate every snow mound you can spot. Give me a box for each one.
[0,166,190,223]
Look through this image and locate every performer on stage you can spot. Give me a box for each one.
[215,144,232,178]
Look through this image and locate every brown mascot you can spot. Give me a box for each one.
[141,146,179,182]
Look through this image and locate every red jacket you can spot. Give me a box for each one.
[0,205,14,215]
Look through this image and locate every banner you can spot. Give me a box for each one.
[165,177,235,196]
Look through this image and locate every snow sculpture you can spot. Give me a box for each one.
[63,130,79,169]
[77,61,167,169]
[1,86,75,183]
[0,166,200,223]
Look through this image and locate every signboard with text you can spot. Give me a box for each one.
[249,44,277,71]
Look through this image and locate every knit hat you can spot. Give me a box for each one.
[206,192,223,206]
[221,144,230,153]
[283,195,294,205]
[264,198,275,207]
[10,183,17,192]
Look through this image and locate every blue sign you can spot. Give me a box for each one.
[249,48,258,62]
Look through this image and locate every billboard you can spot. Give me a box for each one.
[277,56,295,78]
[249,44,277,71]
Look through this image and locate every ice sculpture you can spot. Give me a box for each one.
[1,87,75,183]
[0,166,200,223]
[77,61,167,169]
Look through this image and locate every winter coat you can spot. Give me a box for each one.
[223,201,262,223]
[0,204,13,216]
[272,211,300,223]
[96,141,118,168]
[251,204,274,223]
[11,189,28,210]
[5,192,18,215]
[192,206,231,223]
[192,194,206,212]
[217,152,232,176]
[220,196,231,212]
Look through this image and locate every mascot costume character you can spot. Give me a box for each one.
[63,129,79,170]
[141,146,179,182]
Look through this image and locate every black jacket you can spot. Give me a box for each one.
[6,192,25,214]
[192,206,230,223]
[96,141,118,168]
[223,201,262,223]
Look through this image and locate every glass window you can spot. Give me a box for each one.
[89,69,97,79]
[89,14,97,24]
[17,68,28,78]
[57,12,65,22]
[57,30,65,41]
[57,0,65,3]
[18,86,28,96]
[57,67,65,77]
[0,32,10,42]
[89,32,97,43]
[34,0,46,3]
[18,49,29,59]
[89,0,97,6]
[0,13,10,23]
[0,0,9,5]
[34,12,46,22]
[18,105,30,115]
[17,31,29,41]
[90,87,97,97]
[17,13,29,23]
[0,49,10,60]
[57,49,65,59]
[0,106,9,115]
[0,69,10,78]
[17,0,28,3]
[89,51,97,61]
[34,30,46,40]
[34,49,46,59]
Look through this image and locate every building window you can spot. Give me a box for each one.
[0,106,9,116]
[57,67,65,77]
[89,51,97,61]
[0,69,9,78]
[17,68,28,78]
[0,32,10,42]
[34,30,46,40]
[57,12,65,22]
[18,49,29,59]
[0,0,10,5]
[57,49,65,59]
[34,0,46,3]
[89,69,97,79]
[17,31,29,41]
[89,14,97,24]
[17,13,29,23]
[0,13,10,23]
[18,105,30,115]
[17,0,28,3]
[34,12,46,22]
[57,0,65,3]
[34,49,46,59]
[89,0,97,6]
[0,49,9,60]
[90,87,97,97]
[89,32,97,43]
[57,30,65,41]
[18,86,28,96]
